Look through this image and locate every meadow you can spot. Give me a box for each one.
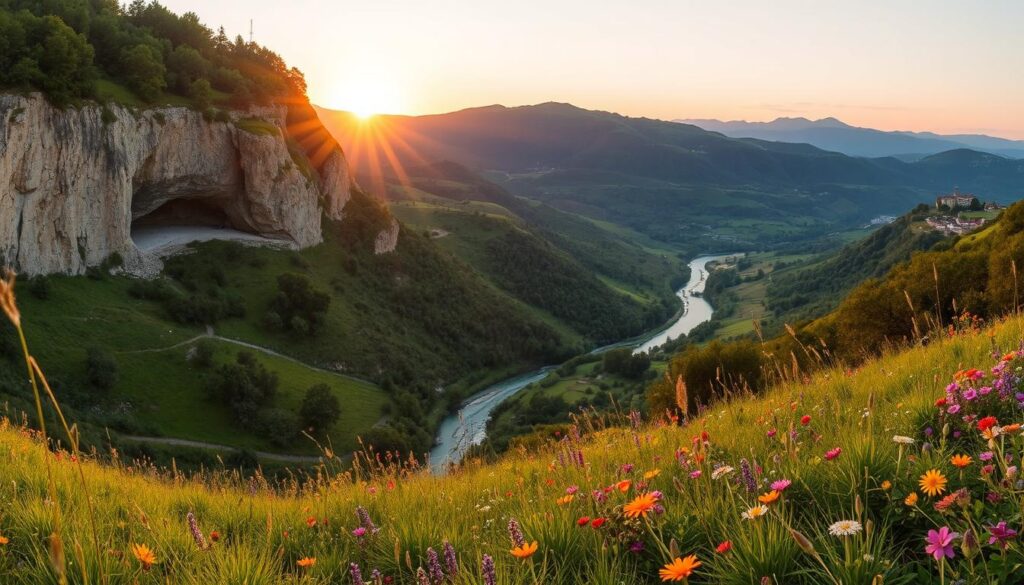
[3,272,1024,583]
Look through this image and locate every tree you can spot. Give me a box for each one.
[268,273,331,335]
[86,347,118,390]
[119,44,166,101]
[299,384,341,434]
[189,78,213,110]
[206,351,278,425]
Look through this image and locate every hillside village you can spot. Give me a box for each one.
[923,189,1003,235]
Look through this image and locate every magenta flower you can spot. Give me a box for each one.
[963,388,978,401]
[352,527,367,538]
[947,404,961,414]
[925,527,958,561]
[988,521,1018,550]
[770,479,792,492]
[689,470,702,479]
[824,448,842,461]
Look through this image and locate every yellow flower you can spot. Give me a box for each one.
[296,557,317,568]
[758,490,781,505]
[919,468,948,497]
[511,541,538,559]
[904,492,919,506]
[644,469,661,480]
[131,543,156,571]
[659,555,702,581]
[624,492,659,518]
[950,454,972,468]
[556,495,574,505]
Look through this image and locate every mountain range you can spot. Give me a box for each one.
[678,116,1024,159]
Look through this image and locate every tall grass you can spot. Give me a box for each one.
[1,270,1023,583]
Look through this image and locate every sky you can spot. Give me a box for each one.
[162,0,1024,138]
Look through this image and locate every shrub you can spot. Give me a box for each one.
[86,347,118,390]
[206,351,278,426]
[27,276,50,300]
[257,408,299,447]
[299,384,341,434]
[267,273,330,335]
[191,340,215,369]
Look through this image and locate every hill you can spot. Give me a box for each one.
[1,269,1023,582]
[317,103,1024,249]
[681,116,1024,159]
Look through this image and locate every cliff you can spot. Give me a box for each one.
[0,94,365,275]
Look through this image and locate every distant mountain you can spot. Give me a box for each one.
[316,102,1024,249]
[679,117,1024,159]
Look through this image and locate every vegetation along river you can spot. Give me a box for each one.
[429,254,735,471]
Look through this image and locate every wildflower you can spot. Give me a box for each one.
[624,492,659,518]
[350,563,365,585]
[758,490,781,505]
[0,535,8,545]
[416,567,430,585]
[443,540,458,578]
[296,557,317,569]
[905,492,919,506]
[919,469,948,497]
[131,544,156,571]
[951,454,972,468]
[770,479,792,492]
[556,495,574,505]
[186,511,207,550]
[507,518,525,548]
[306,517,317,528]
[689,470,702,479]
[659,555,701,581]
[711,466,734,480]
[800,415,811,426]
[982,426,1002,441]
[924,527,958,561]
[616,480,632,492]
[644,469,661,480]
[591,517,607,529]
[881,480,892,491]
[978,416,999,432]
[356,506,379,534]
[629,540,645,554]
[979,451,994,461]
[565,485,579,495]
[988,521,1018,550]
[742,505,768,520]
[824,447,842,461]
[892,435,914,445]
[510,541,538,559]
[353,527,367,538]
[209,531,220,543]
[577,517,590,527]
[482,554,496,585]
[716,541,732,554]
[947,404,961,414]
[828,520,863,537]
[427,547,444,585]
[740,459,757,493]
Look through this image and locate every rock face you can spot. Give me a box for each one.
[0,94,352,275]
[374,218,400,255]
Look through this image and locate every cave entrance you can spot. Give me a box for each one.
[130,196,268,254]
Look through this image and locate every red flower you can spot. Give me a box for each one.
[701,431,710,442]
[209,531,220,543]
[800,415,811,426]
[591,517,607,529]
[935,397,947,407]
[577,517,590,527]
[305,517,317,528]
[716,540,732,554]
[978,416,999,432]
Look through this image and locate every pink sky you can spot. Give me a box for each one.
[162,0,1024,139]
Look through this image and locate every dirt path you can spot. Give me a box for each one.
[119,435,323,464]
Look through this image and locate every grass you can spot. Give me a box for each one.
[3,282,1024,581]
[235,117,281,136]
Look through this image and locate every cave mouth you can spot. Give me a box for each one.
[130,196,270,253]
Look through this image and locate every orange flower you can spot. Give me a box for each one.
[131,543,156,571]
[950,454,972,468]
[659,555,701,581]
[1003,423,1021,434]
[0,535,8,545]
[209,531,220,543]
[306,517,317,528]
[919,469,947,497]
[881,480,892,491]
[905,492,919,506]
[757,490,780,505]
[296,557,317,568]
[556,495,574,505]
[510,541,538,559]
[616,480,632,493]
[644,469,661,480]
[624,492,659,518]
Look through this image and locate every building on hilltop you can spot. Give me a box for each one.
[935,189,979,210]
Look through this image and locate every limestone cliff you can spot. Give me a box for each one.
[0,94,357,275]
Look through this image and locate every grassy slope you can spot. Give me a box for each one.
[0,311,1017,582]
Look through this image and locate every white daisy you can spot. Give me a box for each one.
[828,520,863,537]
[711,466,735,480]
[742,505,768,520]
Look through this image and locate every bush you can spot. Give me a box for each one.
[602,348,651,379]
[257,408,299,447]
[86,347,118,390]
[191,340,215,368]
[299,384,341,434]
[267,273,330,335]
[206,351,278,426]
[27,276,50,300]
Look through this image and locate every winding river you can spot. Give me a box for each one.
[429,254,735,472]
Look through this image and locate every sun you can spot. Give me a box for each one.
[326,75,404,120]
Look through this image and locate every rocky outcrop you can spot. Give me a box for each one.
[374,218,400,255]
[0,94,351,275]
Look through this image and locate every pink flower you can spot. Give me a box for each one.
[352,527,367,537]
[689,470,702,479]
[824,448,842,461]
[770,479,792,492]
[925,526,958,561]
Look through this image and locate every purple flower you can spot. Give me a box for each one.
[925,527,958,561]
[442,540,457,578]
[592,489,608,504]
[963,389,978,401]
[481,554,496,585]
[621,463,635,474]
[507,518,525,548]
[629,540,645,554]
[980,451,994,462]
[771,479,792,492]
[740,458,757,493]
[947,404,961,414]
[356,506,379,534]
[427,547,444,585]
[350,563,365,585]
[988,521,1018,550]
[924,427,934,437]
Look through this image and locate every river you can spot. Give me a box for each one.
[428,253,736,472]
